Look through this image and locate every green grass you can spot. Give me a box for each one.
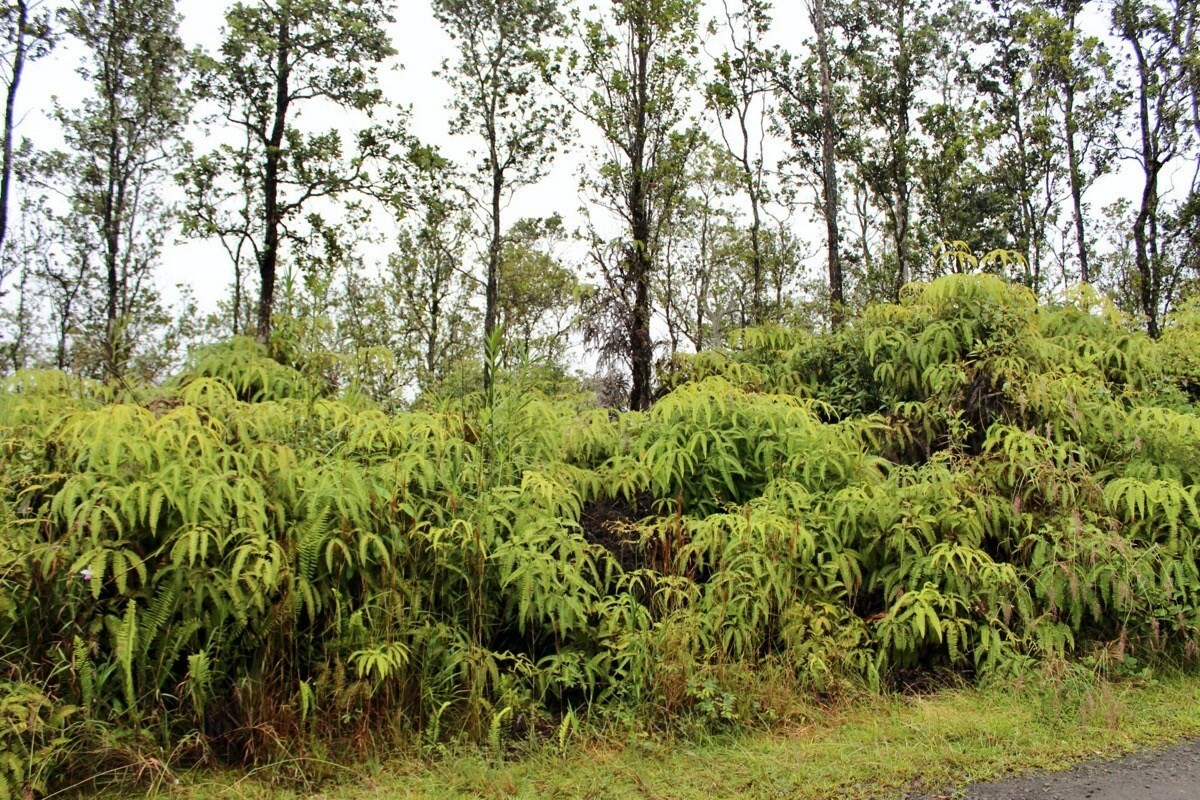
[94,670,1200,800]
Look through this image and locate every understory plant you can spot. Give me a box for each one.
[2,276,1200,794]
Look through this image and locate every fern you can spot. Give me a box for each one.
[4,274,1200,790]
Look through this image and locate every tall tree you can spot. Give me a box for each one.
[0,1,52,270]
[52,0,186,378]
[432,0,564,391]
[840,0,964,299]
[1113,0,1193,336]
[706,0,772,324]
[559,0,701,410]
[496,215,579,367]
[773,0,849,324]
[845,0,921,298]
[808,0,844,323]
[387,150,479,396]
[657,139,743,353]
[1030,0,1120,285]
[978,0,1060,291]
[185,0,403,346]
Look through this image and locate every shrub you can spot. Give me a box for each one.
[2,275,1200,792]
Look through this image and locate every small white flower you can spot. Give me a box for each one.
[80,568,93,583]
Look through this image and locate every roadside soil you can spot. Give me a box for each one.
[907,737,1200,799]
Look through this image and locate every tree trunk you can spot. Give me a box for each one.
[1129,36,1160,337]
[735,113,763,324]
[629,236,653,410]
[1133,175,1159,337]
[745,151,763,324]
[257,3,291,346]
[483,160,502,390]
[811,0,843,327]
[1063,8,1090,285]
[1188,0,1200,140]
[0,0,29,256]
[891,0,912,301]
[628,11,653,411]
[102,1,124,379]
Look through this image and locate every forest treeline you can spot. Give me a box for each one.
[0,0,1196,407]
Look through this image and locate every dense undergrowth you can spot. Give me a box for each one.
[3,275,1200,795]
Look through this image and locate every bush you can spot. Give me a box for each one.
[2,275,1199,792]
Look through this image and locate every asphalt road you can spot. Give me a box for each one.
[908,738,1200,799]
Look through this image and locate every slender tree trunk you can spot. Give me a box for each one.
[0,0,29,256]
[661,231,678,355]
[697,202,710,349]
[427,285,441,377]
[6,264,28,370]
[483,159,502,390]
[1133,175,1159,337]
[232,261,242,337]
[102,4,124,379]
[628,14,653,411]
[811,0,843,327]
[736,115,763,324]
[1129,36,1161,337]
[1011,88,1041,289]
[257,3,291,345]
[1065,114,1090,284]
[745,156,763,324]
[1062,8,1091,284]
[1182,0,1198,141]
[56,270,81,371]
[887,0,913,301]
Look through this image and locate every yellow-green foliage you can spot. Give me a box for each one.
[3,276,1200,793]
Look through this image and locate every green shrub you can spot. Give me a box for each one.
[2,275,1200,792]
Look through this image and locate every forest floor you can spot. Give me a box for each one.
[99,672,1200,800]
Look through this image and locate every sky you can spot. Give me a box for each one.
[13,0,812,317]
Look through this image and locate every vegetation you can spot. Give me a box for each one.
[3,275,1200,795]
[0,0,1198,795]
[101,670,1200,799]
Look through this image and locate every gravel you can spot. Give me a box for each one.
[905,738,1200,799]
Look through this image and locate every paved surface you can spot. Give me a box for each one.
[908,738,1200,799]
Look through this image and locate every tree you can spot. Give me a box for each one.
[839,0,974,299]
[844,0,924,298]
[914,98,1010,263]
[559,0,702,410]
[706,0,773,324]
[1113,0,1194,336]
[329,144,479,399]
[496,215,579,367]
[184,0,404,345]
[388,182,478,396]
[432,0,564,391]
[808,0,844,323]
[773,0,849,324]
[977,0,1060,291]
[0,189,56,370]
[51,0,186,378]
[0,1,52,272]
[1029,0,1120,285]
[657,140,744,353]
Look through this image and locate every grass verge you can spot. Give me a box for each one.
[93,669,1200,800]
